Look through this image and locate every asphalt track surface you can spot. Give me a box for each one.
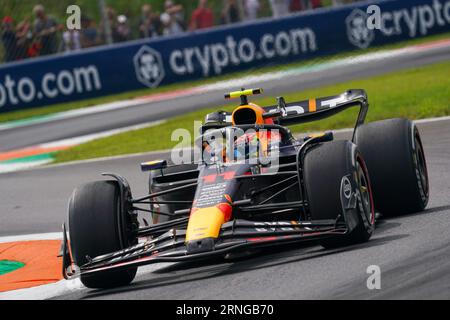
[0,44,449,299]
[0,119,449,299]
[1,43,450,152]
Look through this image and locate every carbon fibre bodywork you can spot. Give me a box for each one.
[63,89,371,280]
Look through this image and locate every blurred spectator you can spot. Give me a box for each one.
[245,0,260,20]
[297,0,322,10]
[12,17,40,59]
[290,0,302,12]
[290,0,322,11]
[270,0,290,18]
[160,1,185,36]
[1,0,336,64]
[33,4,60,56]
[189,0,214,31]
[139,4,160,38]
[221,0,241,25]
[1,16,18,62]
[115,15,132,42]
[62,29,81,52]
[311,0,323,9]
[332,0,353,5]
[100,6,117,43]
[80,16,99,48]
[15,17,33,60]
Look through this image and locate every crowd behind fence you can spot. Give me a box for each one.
[1,0,360,64]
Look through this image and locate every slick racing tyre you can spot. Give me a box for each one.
[355,118,429,216]
[304,140,375,249]
[68,180,137,288]
[149,163,198,223]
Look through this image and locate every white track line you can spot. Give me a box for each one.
[2,115,448,175]
[0,160,53,174]
[0,262,175,300]
[0,279,79,300]
[0,232,62,244]
[413,115,450,124]
[0,115,448,177]
[40,119,166,149]
[0,120,166,174]
[0,99,169,132]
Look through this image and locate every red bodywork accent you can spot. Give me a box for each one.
[202,171,236,184]
[217,202,233,221]
[247,236,278,242]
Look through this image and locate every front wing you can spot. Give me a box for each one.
[62,219,347,279]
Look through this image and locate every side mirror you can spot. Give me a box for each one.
[140,160,167,172]
[263,110,282,119]
[205,111,230,124]
[262,96,286,119]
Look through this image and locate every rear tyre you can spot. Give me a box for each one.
[355,118,429,216]
[304,141,375,249]
[68,180,137,289]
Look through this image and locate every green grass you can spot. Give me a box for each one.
[1,31,449,124]
[54,59,450,163]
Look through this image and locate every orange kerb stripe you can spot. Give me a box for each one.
[309,99,316,112]
[0,240,62,292]
[0,146,68,161]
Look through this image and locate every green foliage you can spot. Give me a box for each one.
[0,0,276,28]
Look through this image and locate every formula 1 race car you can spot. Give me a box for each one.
[62,88,429,289]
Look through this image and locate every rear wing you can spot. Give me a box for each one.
[204,89,369,139]
[266,89,368,127]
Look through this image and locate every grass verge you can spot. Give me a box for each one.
[1,32,450,124]
[54,59,450,163]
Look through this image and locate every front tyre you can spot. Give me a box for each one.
[304,141,375,249]
[68,180,137,289]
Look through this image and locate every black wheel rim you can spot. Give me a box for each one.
[413,129,429,199]
[356,157,374,225]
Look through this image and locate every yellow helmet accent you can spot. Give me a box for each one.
[224,88,263,100]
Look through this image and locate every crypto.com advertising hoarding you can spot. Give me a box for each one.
[1,0,449,112]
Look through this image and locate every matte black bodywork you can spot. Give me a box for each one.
[62,89,370,279]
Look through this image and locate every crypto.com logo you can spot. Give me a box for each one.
[346,9,375,49]
[134,46,165,88]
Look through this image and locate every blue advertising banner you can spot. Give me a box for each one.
[1,0,449,112]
